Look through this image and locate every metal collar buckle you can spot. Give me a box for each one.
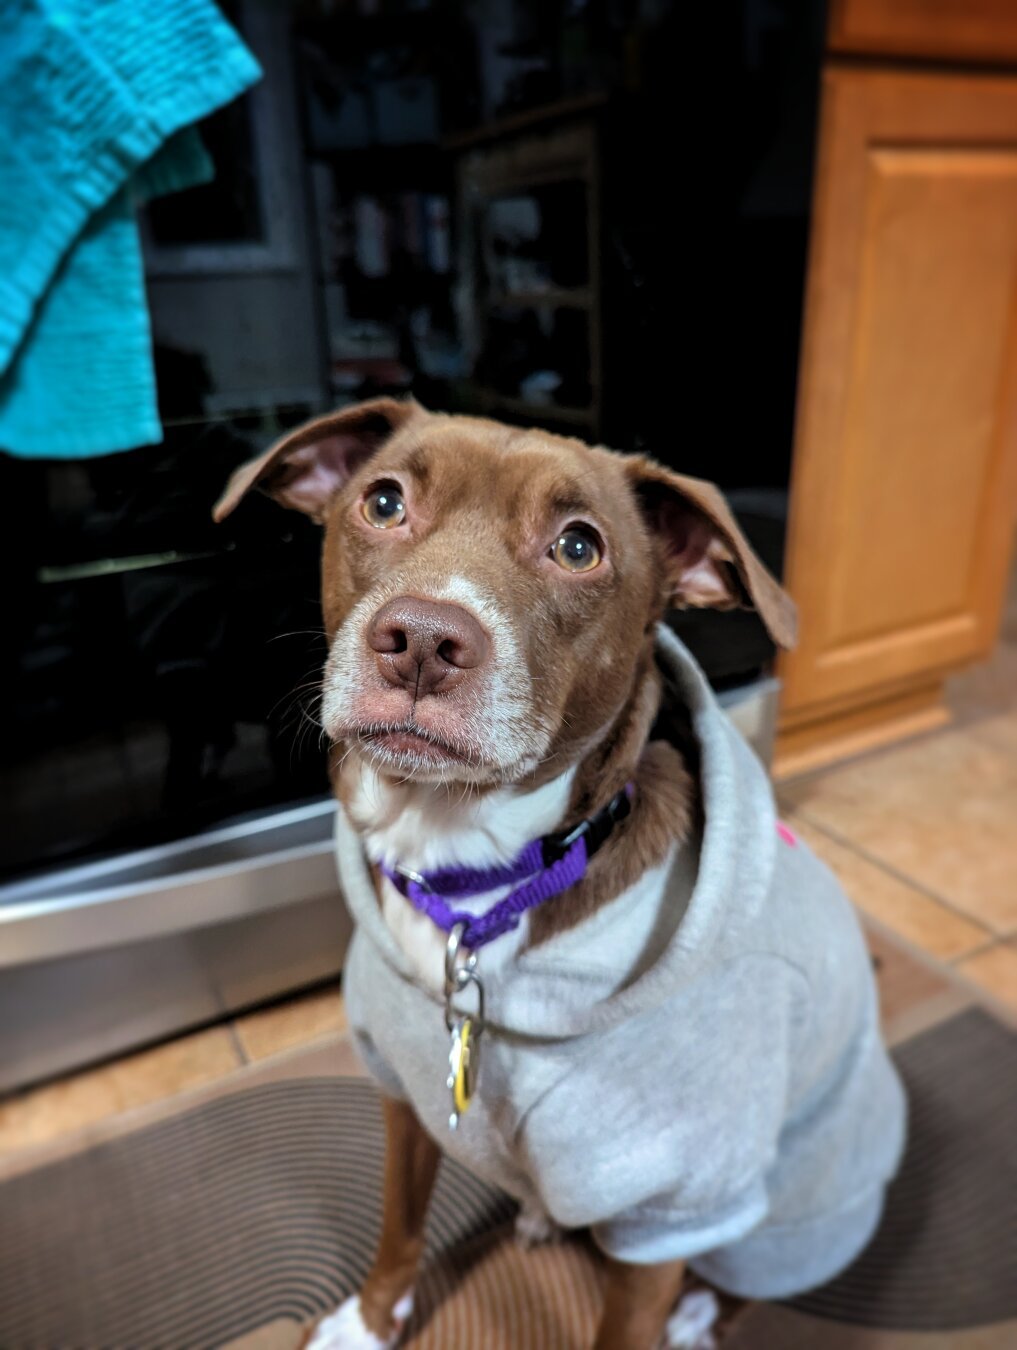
[393,862,432,893]
[444,922,483,1026]
[540,784,632,867]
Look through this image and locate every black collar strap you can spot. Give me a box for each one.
[540,782,634,868]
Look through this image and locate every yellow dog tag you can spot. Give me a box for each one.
[444,924,485,1131]
[448,1016,479,1129]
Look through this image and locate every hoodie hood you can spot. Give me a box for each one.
[334,624,780,1039]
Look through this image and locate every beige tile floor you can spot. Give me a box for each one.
[780,552,1017,1016]
[0,985,348,1155]
[2,556,1015,1158]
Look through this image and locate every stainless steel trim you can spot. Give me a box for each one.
[0,681,781,970]
[717,676,780,768]
[0,798,339,969]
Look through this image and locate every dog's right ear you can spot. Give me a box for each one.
[625,455,798,650]
[212,397,422,525]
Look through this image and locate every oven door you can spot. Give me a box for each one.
[0,421,346,1092]
[0,799,349,1092]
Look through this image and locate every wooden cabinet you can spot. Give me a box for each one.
[829,0,1017,65]
[777,66,1017,774]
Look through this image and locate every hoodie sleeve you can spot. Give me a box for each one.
[516,954,808,1265]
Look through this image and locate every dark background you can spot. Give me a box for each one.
[0,0,826,881]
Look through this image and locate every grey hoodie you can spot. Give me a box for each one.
[336,626,907,1299]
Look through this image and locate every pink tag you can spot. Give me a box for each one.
[776,821,797,847]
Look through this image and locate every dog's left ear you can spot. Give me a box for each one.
[626,456,797,650]
[213,397,423,525]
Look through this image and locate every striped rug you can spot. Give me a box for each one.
[0,924,1014,1350]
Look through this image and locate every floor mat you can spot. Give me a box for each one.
[0,969,1014,1348]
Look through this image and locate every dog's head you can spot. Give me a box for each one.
[215,398,795,786]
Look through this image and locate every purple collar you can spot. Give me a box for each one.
[379,784,634,951]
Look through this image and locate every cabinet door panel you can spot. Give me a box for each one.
[782,68,1017,717]
[830,0,1017,64]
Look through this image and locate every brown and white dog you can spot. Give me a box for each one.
[213,397,818,1350]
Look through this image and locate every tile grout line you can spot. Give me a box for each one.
[953,936,1003,966]
[791,808,1002,945]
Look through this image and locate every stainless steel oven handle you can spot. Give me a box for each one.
[0,801,342,969]
[0,844,341,969]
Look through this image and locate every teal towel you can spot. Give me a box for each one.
[0,0,261,458]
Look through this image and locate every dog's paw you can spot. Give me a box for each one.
[514,1200,564,1249]
[662,1288,720,1350]
[303,1293,413,1350]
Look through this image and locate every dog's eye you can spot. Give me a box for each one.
[551,527,602,573]
[362,484,406,529]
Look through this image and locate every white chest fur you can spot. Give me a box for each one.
[344,759,577,992]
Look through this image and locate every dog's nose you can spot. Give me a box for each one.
[367,596,490,697]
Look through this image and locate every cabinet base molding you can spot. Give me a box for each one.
[773,683,951,781]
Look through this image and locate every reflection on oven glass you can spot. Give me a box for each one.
[2,0,822,886]
[0,381,330,883]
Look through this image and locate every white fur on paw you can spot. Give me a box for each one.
[514,1201,564,1249]
[663,1289,720,1350]
[304,1293,413,1350]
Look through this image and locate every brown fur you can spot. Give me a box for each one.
[357,1096,441,1339]
[218,400,795,1348]
[528,658,695,947]
[595,1254,688,1350]
[217,400,794,817]
[318,412,667,788]
[302,1094,689,1349]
